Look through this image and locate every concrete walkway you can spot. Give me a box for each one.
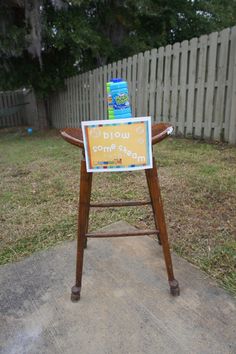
[0,221,235,354]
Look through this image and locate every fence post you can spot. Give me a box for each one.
[229,36,236,144]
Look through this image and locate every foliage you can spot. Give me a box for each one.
[0,0,236,96]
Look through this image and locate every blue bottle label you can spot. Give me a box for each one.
[112,93,130,110]
[107,79,132,118]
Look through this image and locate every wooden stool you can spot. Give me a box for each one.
[60,123,180,301]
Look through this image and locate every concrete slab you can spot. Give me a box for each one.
[0,221,235,354]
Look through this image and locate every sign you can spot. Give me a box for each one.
[82,117,152,172]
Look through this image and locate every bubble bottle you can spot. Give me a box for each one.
[106,78,132,119]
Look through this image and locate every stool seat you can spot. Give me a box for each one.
[60,122,173,149]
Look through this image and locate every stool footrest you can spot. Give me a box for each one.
[90,201,151,208]
[86,229,159,238]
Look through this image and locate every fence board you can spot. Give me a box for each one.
[229,27,236,144]
[89,71,94,120]
[95,69,99,119]
[55,94,60,128]
[103,65,108,120]
[111,61,117,78]
[52,93,57,128]
[117,60,122,78]
[214,28,230,140]
[65,79,70,126]
[69,78,73,127]
[11,92,17,126]
[90,71,95,120]
[156,46,164,121]
[204,32,218,138]
[143,50,150,117]
[195,35,208,137]
[7,94,13,126]
[85,72,89,120]
[185,37,197,136]
[59,90,64,128]
[127,57,132,114]
[122,58,127,81]
[131,54,137,115]
[224,26,236,143]
[70,78,74,127]
[12,93,19,125]
[95,68,100,119]
[61,89,65,127]
[98,66,104,119]
[163,45,172,122]
[170,42,180,128]
[77,75,82,123]
[68,78,73,127]
[5,94,11,126]
[178,40,189,135]
[51,95,56,128]
[75,75,79,126]
[137,52,144,116]
[1,94,7,127]
[149,48,157,120]
[107,63,112,81]
[79,74,83,123]
[66,78,71,127]
[5,94,10,126]
[0,94,3,127]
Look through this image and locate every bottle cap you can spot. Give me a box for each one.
[111,78,122,83]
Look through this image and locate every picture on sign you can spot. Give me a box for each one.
[81,117,153,172]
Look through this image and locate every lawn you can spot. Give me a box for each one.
[0,129,236,296]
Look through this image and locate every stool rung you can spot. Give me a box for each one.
[90,200,151,208]
[86,229,159,238]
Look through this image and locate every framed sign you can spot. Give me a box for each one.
[81,117,152,172]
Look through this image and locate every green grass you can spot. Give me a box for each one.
[0,130,236,296]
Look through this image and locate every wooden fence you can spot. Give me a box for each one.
[51,26,236,144]
[0,90,27,128]
[0,89,43,130]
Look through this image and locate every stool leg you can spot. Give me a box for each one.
[84,171,93,249]
[71,158,92,302]
[145,170,162,245]
[145,158,180,296]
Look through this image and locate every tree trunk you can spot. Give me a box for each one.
[36,97,50,130]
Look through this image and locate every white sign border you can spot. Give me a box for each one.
[81,117,153,173]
